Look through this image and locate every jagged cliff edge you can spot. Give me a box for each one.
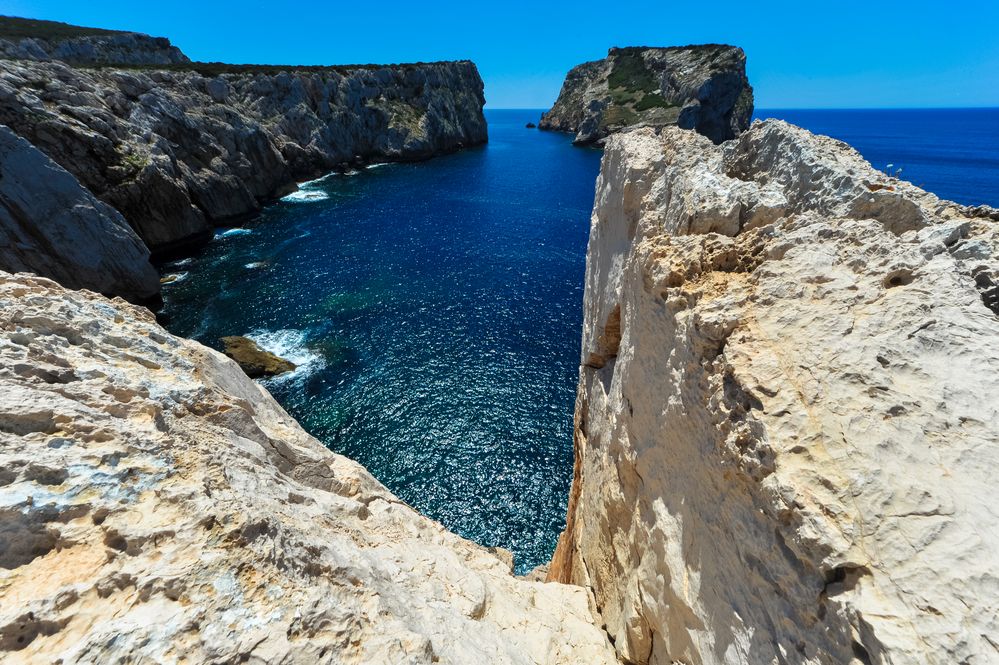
[549,119,999,665]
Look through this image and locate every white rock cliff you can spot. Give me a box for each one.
[549,120,999,664]
[0,272,616,664]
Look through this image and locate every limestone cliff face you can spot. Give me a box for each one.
[0,271,616,664]
[0,125,158,301]
[539,46,753,145]
[0,16,189,66]
[0,58,486,251]
[550,120,999,664]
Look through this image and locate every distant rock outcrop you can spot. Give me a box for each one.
[0,125,158,301]
[0,58,487,253]
[550,120,999,664]
[540,46,753,145]
[0,15,189,65]
[0,271,617,664]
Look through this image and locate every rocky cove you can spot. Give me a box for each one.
[2,15,999,665]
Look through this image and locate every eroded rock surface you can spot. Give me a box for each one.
[550,120,999,664]
[0,271,616,664]
[0,125,158,302]
[0,58,487,251]
[539,46,753,146]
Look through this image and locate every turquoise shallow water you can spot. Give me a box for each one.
[160,107,999,573]
[159,110,603,572]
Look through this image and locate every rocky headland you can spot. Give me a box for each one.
[549,120,999,664]
[0,16,487,301]
[539,46,753,145]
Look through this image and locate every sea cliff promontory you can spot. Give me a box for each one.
[550,120,999,664]
[0,16,487,300]
[540,45,753,145]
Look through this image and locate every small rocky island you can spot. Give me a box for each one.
[540,45,753,145]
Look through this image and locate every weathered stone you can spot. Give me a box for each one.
[550,120,999,664]
[0,271,617,664]
[540,46,753,145]
[0,124,158,302]
[221,335,296,378]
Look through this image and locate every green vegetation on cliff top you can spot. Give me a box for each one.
[0,16,123,40]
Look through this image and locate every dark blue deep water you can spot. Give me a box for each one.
[160,107,999,572]
[159,110,602,572]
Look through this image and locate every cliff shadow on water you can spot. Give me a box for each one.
[157,110,604,573]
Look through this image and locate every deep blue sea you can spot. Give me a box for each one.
[159,108,999,572]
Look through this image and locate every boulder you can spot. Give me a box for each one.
[221,335,296,378]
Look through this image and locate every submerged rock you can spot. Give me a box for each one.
[540,45,753,145]
[525,122,537,128]
[0,271,617,664]
[551,120,999,664]
[0,124,159,302]
[221,335,296,378]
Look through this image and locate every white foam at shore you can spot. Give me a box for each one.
[216,228,251,238]
[281,189,330,203]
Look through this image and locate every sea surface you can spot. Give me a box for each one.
[159,107,999,572]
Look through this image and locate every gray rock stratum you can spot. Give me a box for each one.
[0,271,616,664]
[0,16,189,66]
[548,120,999,664]
[0,125,158,302]
[539,46,753,146]
[0,58,487,251]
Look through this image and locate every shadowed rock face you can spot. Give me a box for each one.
[0,271,617,664]
[550,120,999,664]
[0,15,189,66]
[0,58,487,252]
[540,45,753,145]
[0,125,158,302]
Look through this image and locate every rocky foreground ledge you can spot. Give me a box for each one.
[551,119,999,664]
[0,272,616,663]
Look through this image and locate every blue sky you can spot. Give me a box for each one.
[6,0,999,108]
